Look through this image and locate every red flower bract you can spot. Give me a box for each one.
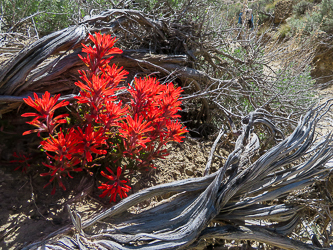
[22,91,69,135]
[74,124,108,162]
[40,128,83,194]
[98,166,131,202]
[79,33,123,74]
[74,66,128,122]
[41,128,78,162]
[22,92,69,118]
[128,77,163,117]
[165,120,188,143]
[98,100,127,129]
[119,114,154,153]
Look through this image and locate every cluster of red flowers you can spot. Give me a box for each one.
[18,33,188,202]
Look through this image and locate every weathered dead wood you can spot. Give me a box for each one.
[196,225,323,250]
[22,101,333,250]
[0,8,219,119]
[0,26,86,94]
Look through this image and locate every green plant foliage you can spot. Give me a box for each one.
[278,23,292,38]
[287,0,333,35]
[1,0,117,35]
[274,65,315,109]
[293,0,314,16]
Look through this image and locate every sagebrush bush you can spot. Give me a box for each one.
[2,0,116,35]
[293,0,314,16]
[288,0,333,34]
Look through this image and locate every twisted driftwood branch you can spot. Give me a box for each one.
[23,101,333,249]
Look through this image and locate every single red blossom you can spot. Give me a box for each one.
[10,152,32,173]
[40,157,82,195]
[42,161,82,183]
[87,33,123,56]
[22,92,69,119]
[157,83,183,120]
[22,119,48,136]
[98,166,131,202]
[98,100,127,129]
[127,78,184,127]
[41,159,82,177]
[127,77,163,116]
[100,64,128,89]
[75,70,126,120]
[74,124,108,162]
[119,114,154,151]
[157,83,183,103]
[22,91,69,135]
[22,113,69,136]
[40,128,78,162]
[75,66,127,97]
[79,33,123,74]
[75,73,118,105]
[157,95,182,120]
[165,120,188,143]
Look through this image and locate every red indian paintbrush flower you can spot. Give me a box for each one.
[127,77,163,118]
[74,124,108,162]
[79,33,123,74]
[40,128,82,194]
[41,158,82,195]
[98,166,131,202]
[165,120,188,143]
[40,128,78,162]
[75,73,117,105]
[75,67,127,121]
[98,100,127,129]
[157,82,183,119]
[22,92,69,118]
[119,114,154,153]
[22,91,69,135]
[100,64,128,89]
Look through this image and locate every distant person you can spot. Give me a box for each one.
[238,9,254,30]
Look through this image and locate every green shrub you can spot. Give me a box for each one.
[278,23,292,38]
[2,0,116,35]
[288,0,333,34]
[293,0,314,16]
